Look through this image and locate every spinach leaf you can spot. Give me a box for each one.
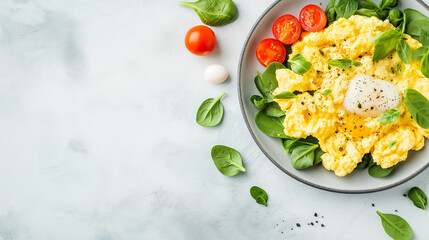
[263,102,285,117]
[323,89,332,96]
[254,72,270,99]
[335,0,358,19]
[379,0,398,10]
[196,93,225,127]
[420,29,429,47]
[327,59,361,68]
[378,109,400,124]
[388,9,403,27]
[255,111,286,138]
[291,144,318,169]
[314,148,324,165]
[371,29,402,61]
[397,63,402,73]
[396,39,412,64]
[404,9,429,38]
[262,62,285,93]
[250,95,268,109]
[274,91,297,99]
[289,54,312,75]
[422,51,429,78]
[376,211,413,240]
[281,137,300,154]
[404,89,429,129]
[359,0,379,10]
[368,160,394,177]
[389,140,398,149]
[356,153,372,169]
[211,145,246,176]
[408,187,428,210]
[325,0,337,25]
[250,186,268,207]
[413,46,429,62]
[356,8,379,18]
[179,0,237,26]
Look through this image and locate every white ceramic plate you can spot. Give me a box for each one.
[238,0,429,193]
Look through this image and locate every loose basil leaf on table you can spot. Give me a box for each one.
[211,145,246,176]
[255,111,287,138]
[388,9,403,27]
[250,95,268,109]
[327,59,361,68]
[263,102,285,118]
[371,29,402,61]
[404,89,429,129]
[289,54,312,75]
[179,0,237,26]
[396,39,412,64]
[379,0,398,10]
[377,211,413,240]
[356,153,372,169]
[378,109,400,124]
[368,160,394,177]
[408,187,428,210]
[196,93,225,127]
[250,186,268,207]
[274,91,297,99]
[334,0,358,19]
[413,46,429,62]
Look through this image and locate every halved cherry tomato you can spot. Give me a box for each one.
[272,15,302,45]
[184,25,216,55]
[299,5,327,32]
[256,38,286,67]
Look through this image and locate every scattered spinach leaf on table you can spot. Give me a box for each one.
[211,145,246,176]
[196,93,225,127]
[376,211,413,240]
[250,186,268,207]
[179,0,237,26]
[408,187,428,210]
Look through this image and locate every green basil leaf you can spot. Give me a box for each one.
[408,187,428,210]
[404,89,429,129]
[179,0,237,26]
[289,54,312,75]
[262,62,285,93]
[263,102,285,117]
[368,160,394,177]
[413,46,429,62]
[396,39,412,64]
[377,9,390,20]
[196,93,225,127]
[325,0,337,25]
[376,211,413,240]
[327,59,359,68]
[211,145,246,176]
[420,29,429,47]
[356,8,378,18]
[359,0,379,10]
[387,9,403,27]
[379,0,398,10]
[323,89,332,96]
[274,91,297,99]
[397,63,403,73]
[290,144,318,169]
[356,153,372,169]
[404,9,429,37]
[371,30,402,61]
[250,95,268,109]
[422,51,429,78]
[389,140,398,149]
[314,148,324,165]
[378,109,401,124]
[250,186,268,207]
[335,0,358,19]
[255,111,287,138]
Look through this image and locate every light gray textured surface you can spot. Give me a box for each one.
[0,0,428,239]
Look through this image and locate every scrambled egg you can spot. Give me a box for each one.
[273,15,429,177]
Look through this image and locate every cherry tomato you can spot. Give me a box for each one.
[272,14,302,45]
[256,38,286,67]
[184,25,216,55]
[299,5,327,32]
